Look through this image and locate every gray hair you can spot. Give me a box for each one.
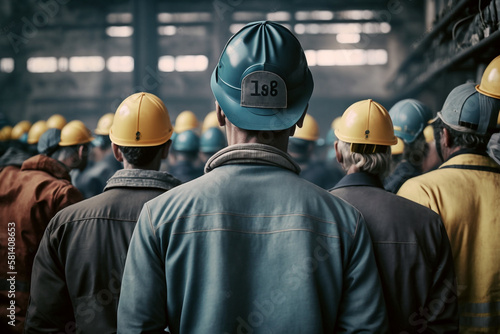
[337,140,392,179]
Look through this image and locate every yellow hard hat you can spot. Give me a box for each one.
[59,120,94,146]
[27,120,49,144]
[423,124,434,143]
[46,114,67,130]
[476,55,500,99]
[293,114,320,141]
[331,117,342,131]
[0,126,13,141]
[109,92,173,147]
[391,137,405,155]
[202,111,219,133]
[335,99,397,148]
[175,110,199,133]
[11,121,32,140]
[94,113,114,135]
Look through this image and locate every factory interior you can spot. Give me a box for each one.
[0,0,499,136]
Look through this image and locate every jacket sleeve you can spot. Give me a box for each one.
[53,184,83,212]
[24,218,76,333]
[335,213,389,333]
[420,219,459,333]
[117,204,168,334]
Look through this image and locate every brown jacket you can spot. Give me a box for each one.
[0,154,83,334]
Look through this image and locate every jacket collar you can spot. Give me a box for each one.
[104,169,181,191]
[441,149,499,170]
[332,172,383,190]
[205,143,301,174]
[21,154,71,181]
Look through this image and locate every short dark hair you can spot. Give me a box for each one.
[402,133,428,167]
[433,118,491,152]
[118,143,164,167]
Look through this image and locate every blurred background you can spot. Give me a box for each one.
[0,0,499,137]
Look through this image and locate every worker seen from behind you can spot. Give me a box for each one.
[199,126,227,165]
[0,120,91,333]
[398,78,500,332]
[117,21,388,333]
[168,129,204,182]
[71,113,123,198]
[383,99,433,193]
[330,99,458,332]
[288,114,342,189]
[24,92,181,334]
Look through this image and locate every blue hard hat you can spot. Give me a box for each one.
[211,21,314,131]
[172,130,200,152]
[38,128,61,155]
[200,127,226,153]
[389,99,432,144]
[436,82,500,134]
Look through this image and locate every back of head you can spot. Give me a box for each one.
[173,130,200,154]
[434,82,500,151]
[335,99,396,178]
[175,110,199,134]
[389,99,432,144]
[27,121,49,145]
[46,114,67,130]
[289,114,319,159]
[211,21,313,132]
[110,92,173,167]
[201,111,219,133]
[59,120,94,147]
[200,127,226,154]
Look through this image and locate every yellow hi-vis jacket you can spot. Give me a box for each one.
[398,151,500,333]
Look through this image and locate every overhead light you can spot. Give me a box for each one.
[0,58,14,73]
[106,26,133,37]
[336,33,361,44]
[107,56,134,72]
[69,56,105,72]
[27,57,58,73]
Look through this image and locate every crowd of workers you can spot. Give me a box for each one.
[1,20,500,333]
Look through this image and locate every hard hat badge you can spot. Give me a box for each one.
[136,131,141,141]
[241,71,287,109]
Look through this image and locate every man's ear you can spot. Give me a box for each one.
[442,128,452,148]
[216,102,226,127]
[161,140,172,159]
[334,141,343,164]
[290,106,309,136]
[111,143,123,162]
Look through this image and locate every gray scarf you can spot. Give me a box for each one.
[205,143,301,174]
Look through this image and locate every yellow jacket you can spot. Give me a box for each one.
[398,151,500,333]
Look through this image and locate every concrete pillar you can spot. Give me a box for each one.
[132,0,160,95]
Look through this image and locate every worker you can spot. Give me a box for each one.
[46,114,67,130]
[174,110,199,134]
[288,114,342,189]
[201,110,220,133]
[26,120,49,155]
[398,80,500,332]
[168,129,203,182]
[117,21,388,333]
[0,120,92,333]
[199,126,227,165]
[383,99,433,193]
[71,113,123,198]
[330,99,458,332]
[0,125,13,157]
[24,93,181,333]
[487,113,500,165]
[480,56,500,166]
[422,124,441,172]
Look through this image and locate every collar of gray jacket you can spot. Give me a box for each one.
[204,143,301,175]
